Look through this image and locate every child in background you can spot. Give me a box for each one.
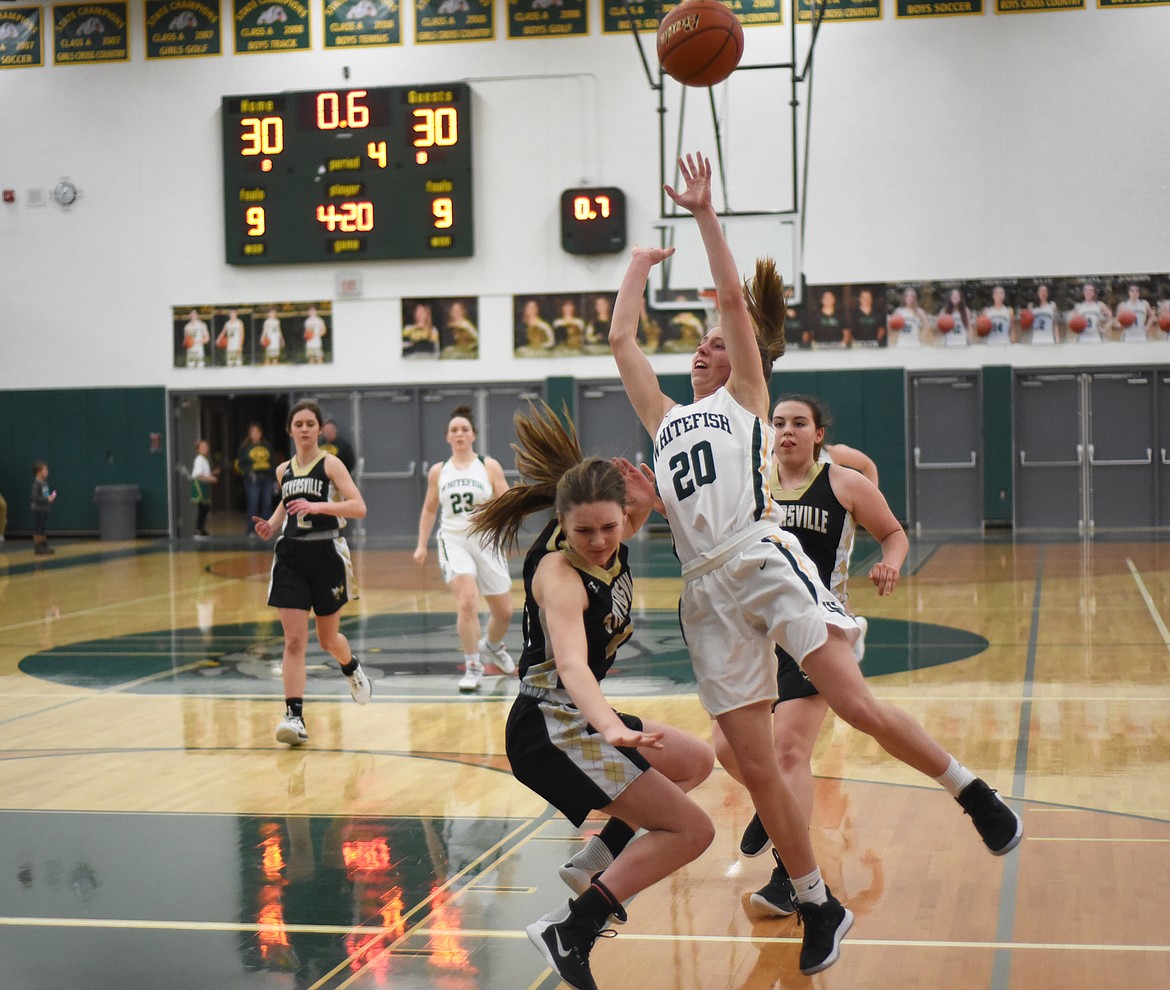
[31,461,57,555]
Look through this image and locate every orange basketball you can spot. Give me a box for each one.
[1118,308,1137,327]
[657,0,744,88]
[1069,314,1087,333]
[216,334,228,349]
[260,335,270,348]
[975,315,993,337]
[183,334,194,349]
[1159,313,1170,332]
[888,313,905,331]
[936,313,955,332]
[1019,308,1034,330]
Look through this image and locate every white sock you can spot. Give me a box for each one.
[791,867,827,906]
[934,756,976,797]
[464,653,480,667]
[573,834,615,873]
[486,639,503,652]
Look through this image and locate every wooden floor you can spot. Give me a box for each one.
[1,524,1168,989]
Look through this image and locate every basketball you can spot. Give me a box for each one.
[260,335,270,348]
[1159,313,1170,332]
[183,334,193,349]
[216,334,228,349]
[888,313,905,331]
[1069,314,1087,333]
[936,313,955,332]
[657,0,744,88]
[1118,308,1137,327]
[1019,308,1034,330]
[975,315,993,336]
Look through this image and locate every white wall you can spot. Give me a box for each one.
[2,4,1168,392]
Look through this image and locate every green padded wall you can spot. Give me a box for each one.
[0,388,169,535]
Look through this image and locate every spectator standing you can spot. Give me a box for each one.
[31,461,57,555]
[236,423,278,538]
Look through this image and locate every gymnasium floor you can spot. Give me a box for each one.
[1,522,1168,990]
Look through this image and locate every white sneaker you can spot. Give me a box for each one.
[458,659,484,693]
[347,662,372,704]
[478,636,516,674]
[852,615,868,663]
[276,712,308,745]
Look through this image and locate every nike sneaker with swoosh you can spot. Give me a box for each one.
[526,899,614,990]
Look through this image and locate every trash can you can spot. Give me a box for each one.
[93,484,140,540]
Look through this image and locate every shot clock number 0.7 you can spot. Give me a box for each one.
[221,84,473,265]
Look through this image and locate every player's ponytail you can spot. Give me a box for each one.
[743,257,787,380]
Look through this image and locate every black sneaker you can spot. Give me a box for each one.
[795,888,853,975]
[749,849,797,917]
[957,778,1022,856]
[739,812,772,858]
[526,900,614,990]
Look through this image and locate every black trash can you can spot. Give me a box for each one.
[93,485,140,540]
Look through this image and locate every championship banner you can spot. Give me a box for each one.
[232,0,310,53]
[0,6,43,68]
[506,0,588,39]
[602,0,658,33]
[144,1,222,59]
[727,0,782,25]
[324,0,402,49]
[1097,0,1170,6]
[414,0,494,43]
[796,0,882,20]
[896,0,981,15]
[994,0,1082,12]
[52,2,129,64]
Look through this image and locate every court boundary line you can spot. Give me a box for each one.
[1126,557,1170,652]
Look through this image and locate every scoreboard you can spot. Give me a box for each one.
[221,84,473,265]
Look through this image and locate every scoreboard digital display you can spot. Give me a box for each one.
[221,84,473,266]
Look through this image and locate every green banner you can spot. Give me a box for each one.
[53,2,129,63]
[144,1,222,59]
[995,0,1082,11]
[414,0,494,43]
[232,0,310,53]
[897,0,981,14]
[324,0,402,49]
[507,0,588,38]
[601,0,658,33]
[796,0,883,20]
[728,0,782,25]
[0,6,42,68]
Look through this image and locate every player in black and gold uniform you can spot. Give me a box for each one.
[253,400,372,746]
[471,402,714,990]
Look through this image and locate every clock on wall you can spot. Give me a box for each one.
[52,181,78,207]
[560,187,626,255]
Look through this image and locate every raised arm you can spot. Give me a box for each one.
[665,153,769,416]
[609,246,678,437]
[824,443,879,487]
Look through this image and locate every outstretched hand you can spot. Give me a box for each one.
[614,457,664,515]
[663,152,712,215]
[630,245,675,268]
[601,723,665,750]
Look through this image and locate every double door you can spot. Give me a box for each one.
[1014,370,1157,530]
[296,384,544,542]
[908,372,983,533]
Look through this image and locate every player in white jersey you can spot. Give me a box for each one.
[936,288,971,347]
[260,307,284,365]
[183,309,210,368]
[1071,283,1111,343]
[415,404,515,692]
[608,152,1021,978]
[217,308,246,366]
[303,305,326,363]
[1114,284,1153,342]
[1024,284,1058,344]
[980,286,1015,346]
[889,287,927,347]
